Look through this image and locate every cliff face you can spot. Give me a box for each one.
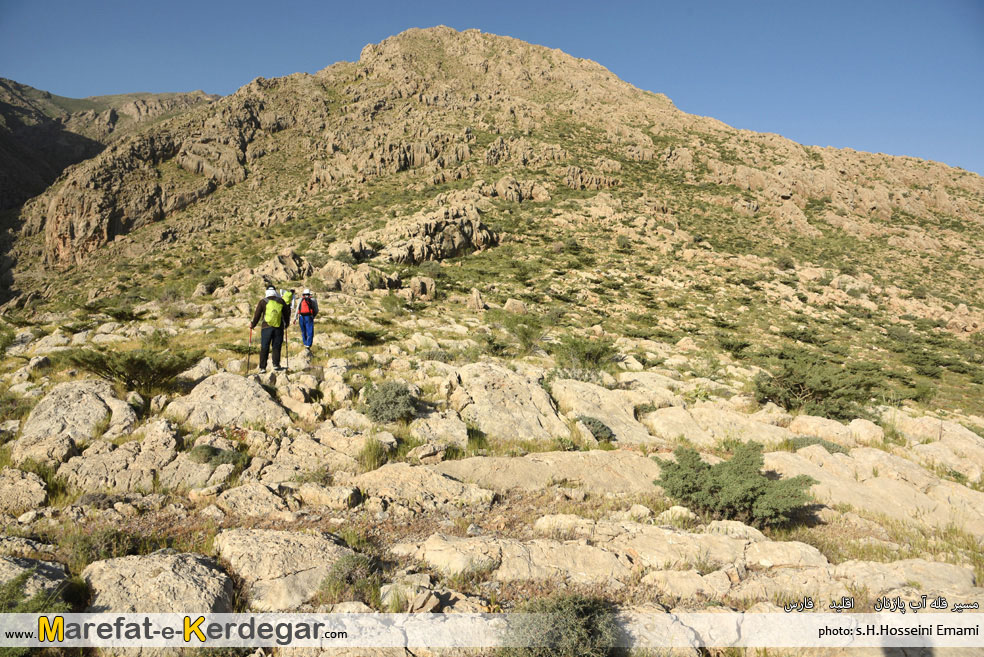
[0,78,215,210]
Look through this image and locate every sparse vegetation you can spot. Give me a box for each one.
[499,593,620,657]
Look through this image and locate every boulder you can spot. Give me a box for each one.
[213,529,354,611]
[216,483,288,518]
[449,362,567,441]
[83,551,234,612]
[409,411,468,447]
[178,356,220,384]
[788,415,856,447]
[165,373,290,431]
[0,469,47,516]
[689,402,793,447]
[12,380,137,466]
[550,379,654,445]
[640,407,713,446]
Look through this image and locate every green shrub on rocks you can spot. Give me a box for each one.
[550,335,618,371]
[577,416,615,443]
[364,381,416,424]
[67,347,203,397]
[498,593,620,657]
[753,348,882,421]
[653,442,816,528]
[187,445,249,471]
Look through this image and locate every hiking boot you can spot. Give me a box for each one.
[258,367,267,374]
[274,366,286,372]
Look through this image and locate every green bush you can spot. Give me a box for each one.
[577,416,615,443]
[777,435,849,455]
[753,349,883,421]
[498,593,620,657]
[550,335,618,371]
[364,381,416,423]
[67,348,203,397]
[718,334,751,357]
[380,292,406,315]
[0,387,33,422]
[653,442,816,528]
[187,445,249,471]
[0,325,14,359]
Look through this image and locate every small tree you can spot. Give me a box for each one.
[68,348,203,397]
[654,442,816,528]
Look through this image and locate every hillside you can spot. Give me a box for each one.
[0,78,215,210]
[1,26,983,650]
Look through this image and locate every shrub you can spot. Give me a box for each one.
[380,293,406,315]
[777,435,849,455]
[68,348,203,397]
[187,445,249,472]
[509,320,546,355]
[315,554,381,608]
[364,381,416,423]
[753,349,883,421]
[718,334,751,357]
[498,593,620,657]
[615,234,631,250]
[653,442,816,528]
[0,325,14,359]
[577,416,615,443]
[0,571,72,654]
[550,335,618,371]
[0,387,33,422]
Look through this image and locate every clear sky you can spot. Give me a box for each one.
[1,0,982,174]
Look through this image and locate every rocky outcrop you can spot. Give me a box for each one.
[431,449,663,495]
[550,379,655,445]
[82,551,234,612]
[447,362,568,441]
[765,445,984,538]
[373,205,499,265]
[9,379,136,467]
[0,555,67,598]
[317,260,400,295]
[348,462,494,512]
[564,166,619,190]
[213,529,354,611]
[214,248,314,297]
[0,469,47,516]
[165,373,290,431]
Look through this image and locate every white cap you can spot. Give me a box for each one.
[265,287,276,298]
[303,289,311,295]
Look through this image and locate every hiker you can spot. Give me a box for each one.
[250,286,291,373]
[297,288,319,352]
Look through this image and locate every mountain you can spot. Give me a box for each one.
[0,78,216,210]
[1,26,984,632]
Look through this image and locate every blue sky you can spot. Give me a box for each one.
[1,0,982,174]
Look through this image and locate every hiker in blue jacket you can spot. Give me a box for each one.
[296,288,318,353]
[250,286,291,372]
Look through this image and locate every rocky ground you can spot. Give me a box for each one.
[1,273,983,655]
[0,25,982,657]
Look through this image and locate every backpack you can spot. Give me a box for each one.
[299,297,314,315]
[264,299,284,327]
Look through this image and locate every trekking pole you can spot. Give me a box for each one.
[285,328,289,370]
[246,327,253,373]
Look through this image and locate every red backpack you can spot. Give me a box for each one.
[299,296,314,315]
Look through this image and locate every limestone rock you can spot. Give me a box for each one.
[12,379,137,466]
[640,407,713,446]
[432,450,663,496]
[83,551,234,612]
[409,410,468,447]
[0,469,47,516]
[216,483,288,518]
[449,362,567,441]
[350,463,494,512]
[165,373,290,431]
[551,379,654,445]
[213,529,354,611]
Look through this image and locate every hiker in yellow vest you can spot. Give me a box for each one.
[250,286,291,373]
